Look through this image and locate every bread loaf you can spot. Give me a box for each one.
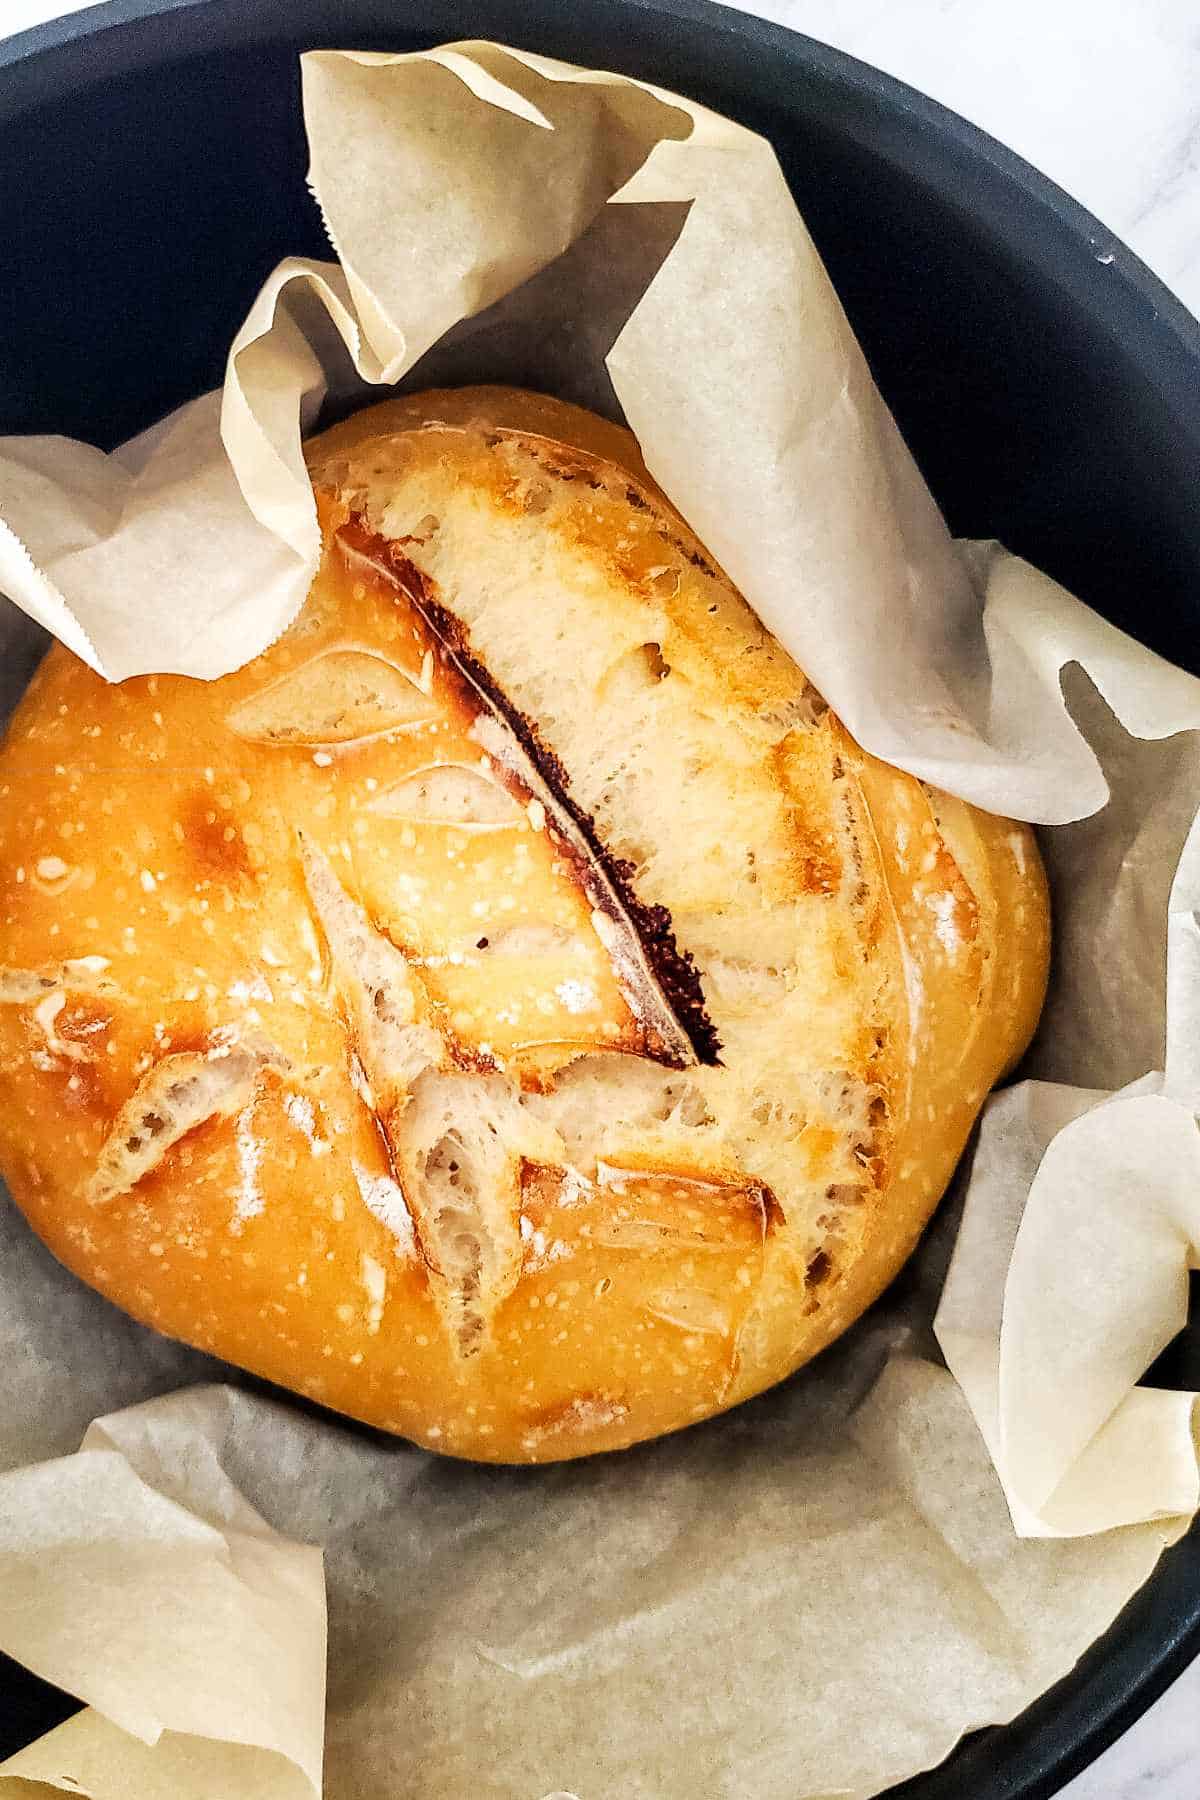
[0,387,1049,1460]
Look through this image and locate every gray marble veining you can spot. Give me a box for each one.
[731,0,1200,319]
[1059,1653,1200,1798]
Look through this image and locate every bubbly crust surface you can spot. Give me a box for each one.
[0,387,1049,1461]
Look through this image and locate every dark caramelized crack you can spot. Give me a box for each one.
[337,517,721,1068]
[804,1249,832,1288]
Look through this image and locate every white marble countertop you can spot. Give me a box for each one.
[2,2,1198,1797]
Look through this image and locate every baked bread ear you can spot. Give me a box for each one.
[0,386,1049,1461]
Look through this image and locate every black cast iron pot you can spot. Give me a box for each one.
[0,3,1198,1795]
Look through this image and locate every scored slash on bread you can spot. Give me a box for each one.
[0,956,118,1003]
[0,957,123,1072]
[298,832,561,1355]
[367,761,524,828]
[226,647,440,745]
[297,832,448,1095]
[296,831,731,1361]
[337,525,709,1070]
[86,1040,290,1207]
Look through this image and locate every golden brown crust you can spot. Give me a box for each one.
[313,385,662,493]
[0,387,1049,1460]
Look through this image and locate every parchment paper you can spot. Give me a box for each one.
[0,40,1196,1800]
[4,44,1200,823]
